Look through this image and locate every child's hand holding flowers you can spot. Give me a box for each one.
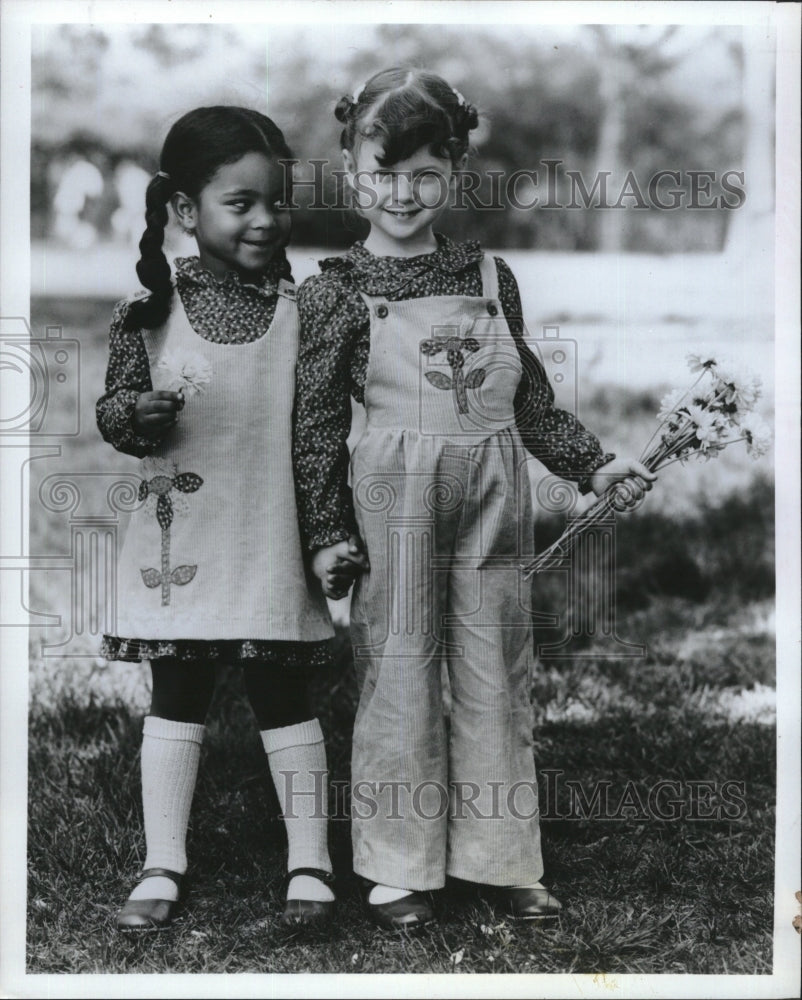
[522,352,771,578]
[133,349,213,439]
[133,390,185,438]
[589,457,657,510]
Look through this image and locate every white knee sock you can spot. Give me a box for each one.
[261,719,333,900]
[140,715,204,876]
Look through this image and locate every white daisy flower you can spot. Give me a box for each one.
[657,388,686,422]
[739,413,772,458]
[692,410,721,445]
[154,349,212,397]
[712,355,762,410]
[686,352,717,374]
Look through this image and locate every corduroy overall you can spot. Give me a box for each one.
[349,257,544,890]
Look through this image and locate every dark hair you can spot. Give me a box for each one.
[125,106,294,331]
[334,67,479,168]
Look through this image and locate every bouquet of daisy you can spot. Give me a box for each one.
[522,353,771,578]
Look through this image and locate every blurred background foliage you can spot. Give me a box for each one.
[31,21,772,254]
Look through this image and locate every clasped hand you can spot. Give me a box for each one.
[312,536,370,600]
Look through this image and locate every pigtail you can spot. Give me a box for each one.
[454,101,480,135]
[124,174,174,331]
[272,245,294,284]
[334,94,359,154]
[334,95,355,123]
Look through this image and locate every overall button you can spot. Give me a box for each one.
[376,305,388,319]
[487,303,498,316]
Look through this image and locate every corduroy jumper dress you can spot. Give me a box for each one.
[111,282,333,646]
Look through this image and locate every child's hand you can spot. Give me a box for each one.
[312,535,370,600]
[589,458,657,510]
[133,390,184,438]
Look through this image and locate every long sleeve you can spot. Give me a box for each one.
[96,299,162,458]
[495,258,614,491]
[293,274,363,551]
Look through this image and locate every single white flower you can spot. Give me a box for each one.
[739,413,772,458]
[686,352,717,374]
[657,388,686,422]
[712,356,762,410]
[692,411,722,445]
[681,402,708,428]
[154,349,212,397]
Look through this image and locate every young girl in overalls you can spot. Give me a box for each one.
[293,68,656,931]
[97,106,365,932]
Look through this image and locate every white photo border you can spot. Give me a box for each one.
[1,2,799,998]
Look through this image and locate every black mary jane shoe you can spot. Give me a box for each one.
[359,878,437,934]
[116,867,184,932]
[278,868,336,931]
[482,883,563,921]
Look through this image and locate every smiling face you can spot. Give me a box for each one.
[344,137,460,257]
[174,151,291,281]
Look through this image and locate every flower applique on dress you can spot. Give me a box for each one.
[420,335,486,415]
[138,456,204,605]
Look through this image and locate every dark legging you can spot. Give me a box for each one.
[149,657,313,730]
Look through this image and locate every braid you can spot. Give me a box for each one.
[125,174,174,331]
[272,245,294,284]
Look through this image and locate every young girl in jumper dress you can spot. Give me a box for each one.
[293,68,656,931]
[97,106,365,932]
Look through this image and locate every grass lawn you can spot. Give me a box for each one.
[27,630,775,976]
[25,295,777,975]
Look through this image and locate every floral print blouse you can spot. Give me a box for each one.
[293,234,614,552]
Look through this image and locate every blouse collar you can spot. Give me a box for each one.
[318,234,484,295]
[174,255,288,297]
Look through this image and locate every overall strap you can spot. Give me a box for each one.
[355,288,389,317]
[272,279,299,340]
[477,255,500,302]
